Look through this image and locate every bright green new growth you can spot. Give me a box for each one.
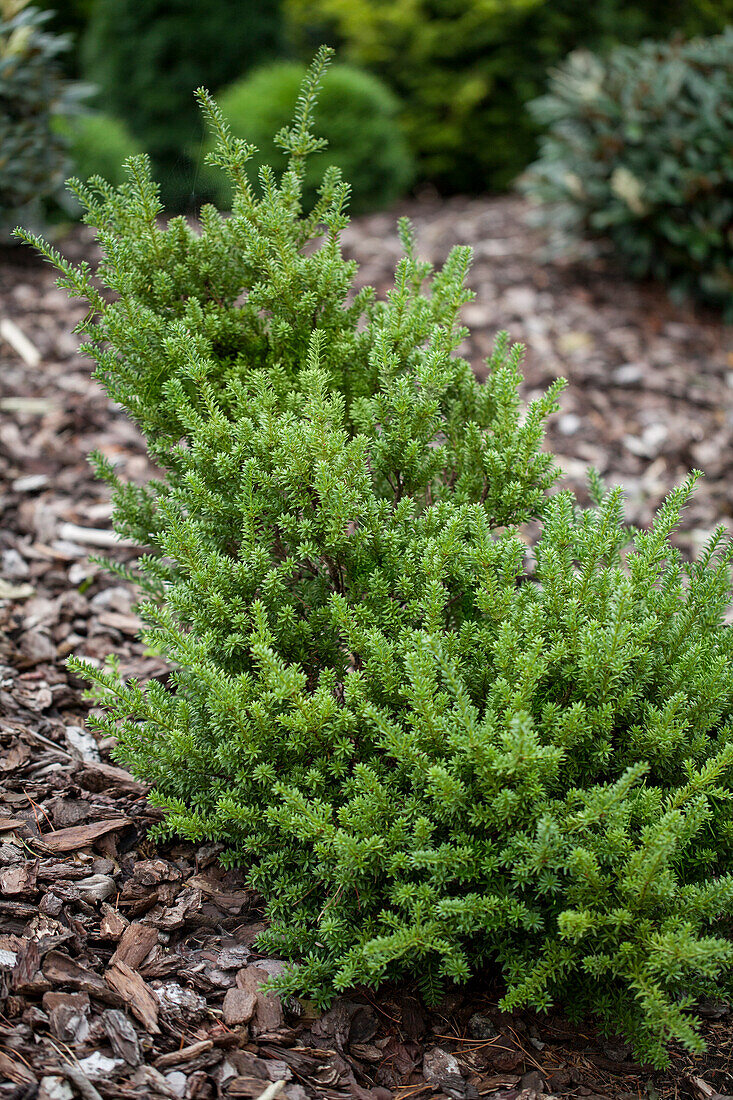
[19,48,733,1068]
[201,60,414,215]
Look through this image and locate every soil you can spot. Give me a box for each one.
[0,196,732,1100]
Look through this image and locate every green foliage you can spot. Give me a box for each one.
[81,0,283,210]
[57,111,143,189]
[522,31,733,315]
[0,0,85,232]
[20,50,733,1067]
[286,0,733,193]
[202,61,414,215]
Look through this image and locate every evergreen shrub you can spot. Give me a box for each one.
[286,0,733,193]
[0,0,83,232]
[202,61,414,215]
[20,50,733,1068]
[81,0,282,209]
[522,31,733,315]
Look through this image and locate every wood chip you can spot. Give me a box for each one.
[38,816,131,853]
[57,522,134,549]
[110,922,158,970]
[154,1040,214,1069]
[223,986,257,1026]
[99,904,129,941]
[105,959,160,1033]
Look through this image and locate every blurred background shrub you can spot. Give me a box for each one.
[38,0,93,73]
[201,61,414,215]
[285,0,733,194]
[0,0,85,234]
[6,0,733,268]
[80,0,283,209]
[522,30,733,315]
[54,111,143,188]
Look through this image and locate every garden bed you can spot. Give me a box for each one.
[0,195,732,1100]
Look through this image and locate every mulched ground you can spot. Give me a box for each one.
[1,196,732,1100]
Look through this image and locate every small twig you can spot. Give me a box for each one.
[11,726,72,757]
[60,1066,105,1100]
[255,1083,286,1100]
[0,317,41,367]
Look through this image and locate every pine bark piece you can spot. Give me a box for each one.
[11,938,43,993]
[235,965,284,1033]
[99,904,129,941]
[42,951,123,1005]
[42,991,90,1014]
[110,922,158,970]
[38,817,131,853]
[102,1008,143,1067]
[104,959,160,1033]
[49,1000,91,1043]
[0,861,37,895]
[222,986,257,1026]
[77,760,148,795]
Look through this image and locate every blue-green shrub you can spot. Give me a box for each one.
[0,2,83,232]
[523,31,733,314]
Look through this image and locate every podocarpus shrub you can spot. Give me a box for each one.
[21,50,733,1068]
[522,32,733,315]
[0,1,84,232]
[286,0,733,193]
[201,61,414,215]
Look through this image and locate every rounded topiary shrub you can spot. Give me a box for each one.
[522,30,733,315]
[58,112,144,189]
[21,50,733,1069]
[202,60,414,214]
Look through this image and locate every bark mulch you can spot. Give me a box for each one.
[1,198,732,1100]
